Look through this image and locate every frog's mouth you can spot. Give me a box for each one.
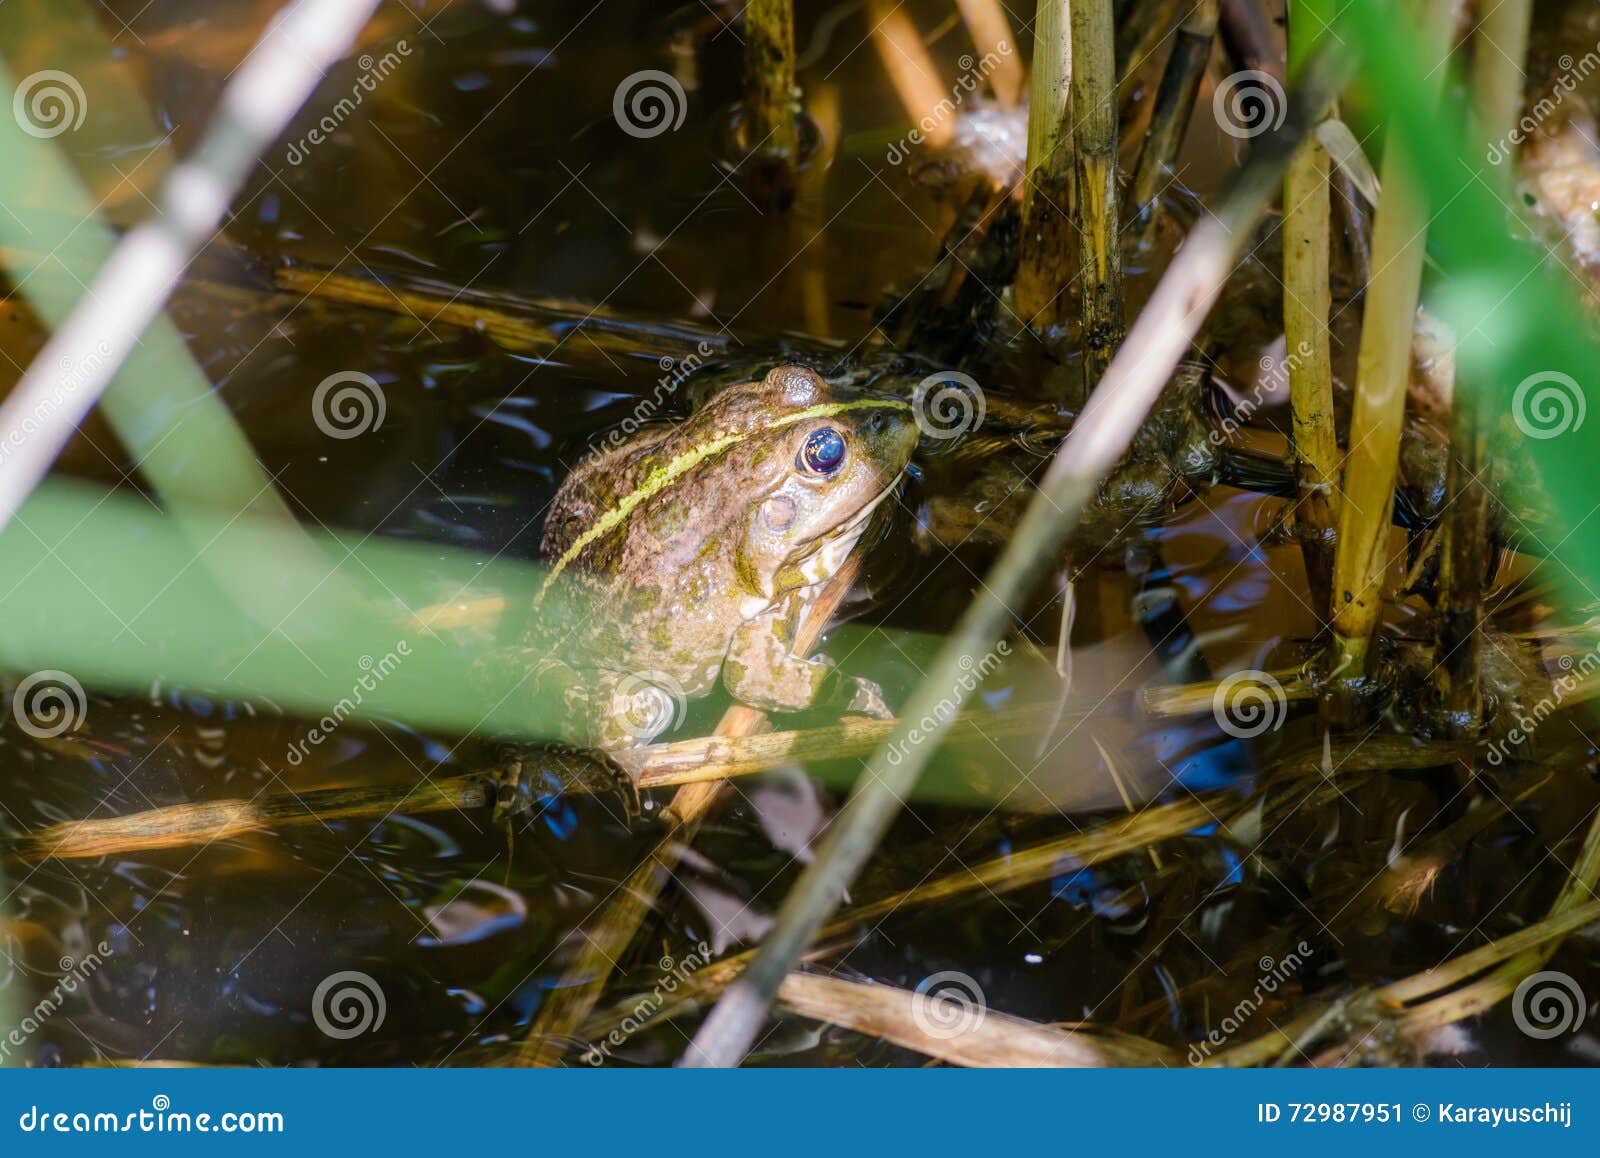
[799,472,903,558]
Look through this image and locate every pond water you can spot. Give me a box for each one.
[1,0,1597,1068]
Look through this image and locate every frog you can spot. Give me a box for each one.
[506,363,919,778]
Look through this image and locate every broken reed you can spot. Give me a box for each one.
[1283,0,1340,611]
[1014,0,1073,332]
[1070,0,1125,389]
[1328,0,1453,698]
[743,0,799,209]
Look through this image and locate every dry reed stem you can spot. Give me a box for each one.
[866,0,953,148]
[1070,0,1125,388]
[1127,0,1219,242]
[743,0,799,208]
[1014,0,1074,330]
[772,972,1174,1066]
[1283,41,1340,613]
[1139,667,1313,718]
[1327,0,1452,687]
[954,0,1024,106]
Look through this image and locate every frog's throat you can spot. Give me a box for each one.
[535,397,914,607]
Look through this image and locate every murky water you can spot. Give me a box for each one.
[1,0,1598,1069]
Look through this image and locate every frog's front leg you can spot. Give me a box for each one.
[722,598,892,718]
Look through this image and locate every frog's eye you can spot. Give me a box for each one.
[800,427,847,475]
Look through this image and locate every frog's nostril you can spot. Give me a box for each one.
[866,411,885,433]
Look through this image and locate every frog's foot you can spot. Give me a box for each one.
[491,745,642,826]
[837,674,893,720]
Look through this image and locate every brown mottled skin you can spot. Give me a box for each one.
[529,365,917,756]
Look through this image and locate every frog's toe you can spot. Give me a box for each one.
[841,675,894,720]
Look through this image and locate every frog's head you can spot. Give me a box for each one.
[718,365,918,597]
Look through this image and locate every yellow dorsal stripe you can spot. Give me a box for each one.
[536,398,911,605]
